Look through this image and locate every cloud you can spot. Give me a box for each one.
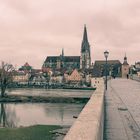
[0,0,139,68]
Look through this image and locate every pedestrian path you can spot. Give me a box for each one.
[104,78,140,140]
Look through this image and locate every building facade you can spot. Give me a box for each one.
[93,60,122,77]
[42,53,80,70]
[65,69,82,83]
[42,25,91,70]
[13,71,30,84]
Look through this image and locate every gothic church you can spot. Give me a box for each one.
[42,25,91,70]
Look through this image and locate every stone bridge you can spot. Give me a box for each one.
[64,78,140,140]
[105,78,140,140]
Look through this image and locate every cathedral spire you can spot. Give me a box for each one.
[80,25,91,69]
[83,24,88,42]
[81,25,90,53]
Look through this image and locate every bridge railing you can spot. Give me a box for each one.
[64,78,105,140]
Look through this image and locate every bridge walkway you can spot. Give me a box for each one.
[104,78,140,140]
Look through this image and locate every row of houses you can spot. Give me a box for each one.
[12,63,92,86]
[12,54,132,87]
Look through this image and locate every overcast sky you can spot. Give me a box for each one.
[0,0,139,68]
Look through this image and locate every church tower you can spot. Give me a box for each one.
[122,54,129,78]
[80,25,91,69]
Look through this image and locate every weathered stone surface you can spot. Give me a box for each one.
[104,78,140,140]
[64,79,104,140]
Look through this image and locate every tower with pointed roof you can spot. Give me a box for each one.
[122,54,129,78]
[60,48,65,68]
[80,25,91,69]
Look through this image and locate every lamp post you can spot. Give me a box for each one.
[104,50,109,90]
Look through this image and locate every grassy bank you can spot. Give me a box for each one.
[0,125,62,140]
[0,95,89,104]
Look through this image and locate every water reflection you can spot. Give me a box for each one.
[0,103,18,127]
[0,103,84,128]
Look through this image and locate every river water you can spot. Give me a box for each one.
[0,103,85,128]
[7,88,93,98]
[0,89,93,128]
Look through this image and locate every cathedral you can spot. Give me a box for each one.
[42,25,91,70]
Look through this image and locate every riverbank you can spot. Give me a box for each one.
[8,84,96,90]
[0,125,65,140]
[0,95,89,103]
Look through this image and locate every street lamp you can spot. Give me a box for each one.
[104,50,109,90]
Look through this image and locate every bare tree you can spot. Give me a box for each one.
[0,62,15,97]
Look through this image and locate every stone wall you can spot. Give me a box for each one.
[64,78,105,140]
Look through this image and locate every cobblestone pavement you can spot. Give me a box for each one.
[104,78,140,140]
